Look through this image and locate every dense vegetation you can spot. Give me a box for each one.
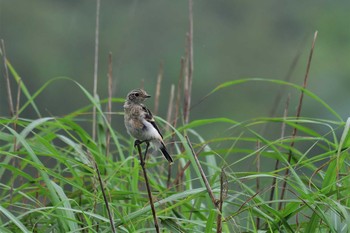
[1,54,350,232]
[1,2,350,232]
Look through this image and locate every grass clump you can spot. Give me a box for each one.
[1,8,350,232]
[1,68,350,232]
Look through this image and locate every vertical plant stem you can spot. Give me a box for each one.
[216,168,226,233]
[259,43,303,136]
[174,57,185,128]
[154,62,163,115]
[106,52,113,157]
[166,85,175,188]
[184,0,194,124]
[1,39,14,117]
[15,79,21,122]
[166,85,175,133]
[92,157,116,233]
[279,30,318,209]
[13,79,22,151]
[269,94,289,206]
[136,143,160,233]
[92,0,101,141]
[255,140,261,228]
[2,39,18,204]
[186,136,217,207]
[172,58,185,191]
[172,160,191,188]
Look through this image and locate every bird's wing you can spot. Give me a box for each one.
[142,105,163,138]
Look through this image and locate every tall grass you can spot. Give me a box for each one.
[1,3,350,232]
[1,63,350,232]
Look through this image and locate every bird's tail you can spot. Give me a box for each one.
[160,142,173,164]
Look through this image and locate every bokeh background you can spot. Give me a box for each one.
[1,0,350,136]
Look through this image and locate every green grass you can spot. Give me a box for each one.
[1,65,350,232]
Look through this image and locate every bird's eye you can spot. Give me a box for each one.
[135,93,139,97]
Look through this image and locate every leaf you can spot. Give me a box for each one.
[207,78,342,121]
[0,205,31,233]
[50,181,79,231]
[205,209,217,233]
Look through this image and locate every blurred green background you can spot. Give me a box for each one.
[1,0,350,131]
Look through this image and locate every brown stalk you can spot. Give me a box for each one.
[183,40,189,123]
[268,42,303,120]
[106,52,113,157]
[255,141,261,228]
[269,94,290,206]
[92,0,101,141]
[166,85,175,188]
[165,85,175,133]
[279,30,318,210]
[154,62,163,115]
[172,140,207,189]
[172,160,191,189]
[183,0,194,124]
[15,79,21,122]
[186,136,217,207]
[171,57,185,191]
[136,143,160,233]
[216,168,227,233]
[89,151,116,233]
[174,57,185,128]
[1,40,20,203]
[1,39,15,117]
[13,79,22,151]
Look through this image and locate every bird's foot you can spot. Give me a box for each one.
[134,140,143,147]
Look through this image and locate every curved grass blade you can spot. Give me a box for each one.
[206,78,342,121]
[0,205,30,233]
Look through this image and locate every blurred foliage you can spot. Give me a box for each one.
[1,0,350,124]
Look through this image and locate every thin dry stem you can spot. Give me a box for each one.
[106,52,113,157]
[172,140,207,189]
[1,40,19,200]
[255,141,261,228]
[13,79,22,151]
[174,57,185,128]
[165,84,175,132]
[183,43,189,123]
[216,168,227,233]
[92,0,101,141]
[136,143,160,233]
[279,30,318,209]
[1,39,15,117]
[172,160,191,189]
[256,141,261,192]
[269,94,289,207]
[259,42,303,136]
[166,85,175,188]
[186,136,217,207]
[183,0,194,124]
[187,0,194,92]
[15,79,21,120]
[171,58,185,189]
[154,62,163,115]
[89,151,116,233]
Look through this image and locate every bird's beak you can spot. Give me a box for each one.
[145,94,151,98]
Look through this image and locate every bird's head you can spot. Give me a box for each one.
[126,89,151,104]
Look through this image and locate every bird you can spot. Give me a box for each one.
[123,88,173,164]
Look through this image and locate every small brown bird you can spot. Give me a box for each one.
[123,89,173,164]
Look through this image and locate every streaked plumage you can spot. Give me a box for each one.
[123,89,173,164]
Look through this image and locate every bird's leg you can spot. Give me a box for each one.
[134,139,145,147]
[134,140,149,166]
[144,142,150,162]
